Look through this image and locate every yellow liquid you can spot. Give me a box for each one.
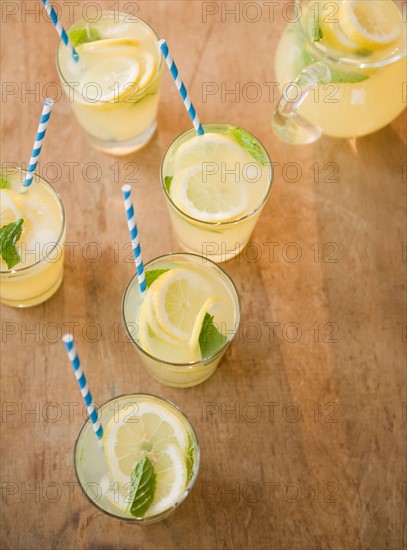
[0,170,65,307]
[161,124,272,263]
[275,2,406,138]
[57,12,162,154]
[123,255,240,387]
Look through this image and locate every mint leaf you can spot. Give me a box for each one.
[199,313,227,358]
[356,49,373,58]
[164,176,173,194]
[293,48,315,76]
[145,269,170,288]
[0,176,10,189]
[0,218,24,269]
[128,457,156,518]
[328,67,368,83]
[229,127,266,166]
[69,26,101,47]
[311,21,323,42]
[294,48,368,84]
[186,435,195,484]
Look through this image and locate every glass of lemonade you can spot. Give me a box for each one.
[57,11,163,155]
[75,393,200,523]
[122,253,240,388]
[161,123,273,263]
[0,168,65,307]
[272,0,407,143]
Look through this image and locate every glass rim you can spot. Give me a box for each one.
[295,0,407,69]
[56,10,163,103]
[73,392,201,523]
[0,167,66,275]
[121,252,241,368]
[160,122,273,227]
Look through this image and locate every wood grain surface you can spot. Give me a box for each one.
[1,1,406,549]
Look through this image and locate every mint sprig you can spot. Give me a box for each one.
[199,313,227,358]
[294,44,368,84]
[0,176,10,189]
[186,435,195,484]
[229,128,266,166]
[127,457,156,518]
[327,67,369,84]
[69,26,101,47]
[164,176,173,194]
[145,269,170,288]
[0,219,24,269]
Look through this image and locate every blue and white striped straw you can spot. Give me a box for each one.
[158,39,204,136]
[41,0,79,62]
[62,334,104,447]
[22,98,54,191]
[121,185,147,296]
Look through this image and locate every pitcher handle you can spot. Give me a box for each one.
[272,62,331,144]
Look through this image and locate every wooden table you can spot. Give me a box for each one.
[1,1,406,548]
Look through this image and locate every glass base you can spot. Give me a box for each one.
[175,236,244,263]
[86,122,157,155]
[0,273,63,308]
[144,365,218,388]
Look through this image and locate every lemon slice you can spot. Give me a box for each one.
[149,268,208,341]
[170,133,249,222]
[338,0,401,49]
[135,51,156,91]
[105,445,188,517]
[170,165,248,222]
[137,279,202,362]
[319,16,360,52]
[136,293,155,354]
[77,38,141,102]
[146,297,181,347]
[188,296,219,350]
[174,133,246,172]
[148,444,188,515]
[140,289,181,346]
[103,402,188,487]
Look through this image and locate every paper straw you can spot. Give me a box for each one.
[41,0,79,62]
[158,39,204,136]
[121,185,147,295]
[22,98,54,191]
[62,334,104,447]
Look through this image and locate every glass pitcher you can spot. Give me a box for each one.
[272,0,406,144]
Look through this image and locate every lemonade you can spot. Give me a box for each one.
[161,124,273,263]
[273,0,406,142]
[75,394,199,523]
[0,168,65,307]
[57,12,163,154]
[122,253,240,387]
